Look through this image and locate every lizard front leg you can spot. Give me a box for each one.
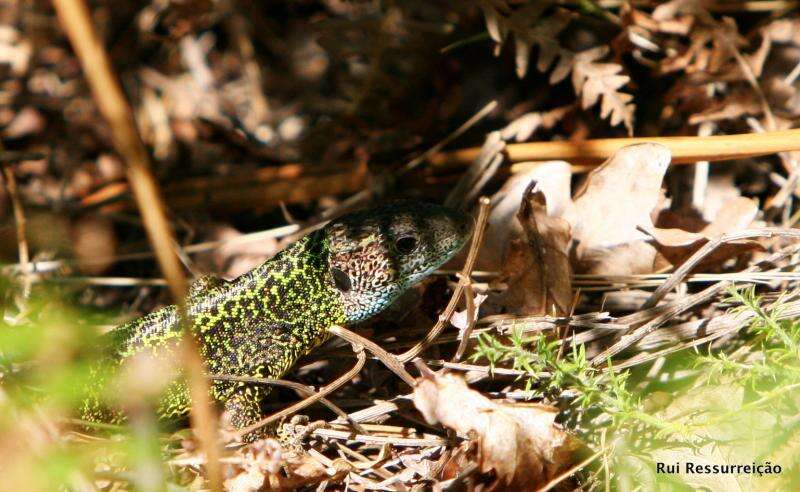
[223,385,270,443]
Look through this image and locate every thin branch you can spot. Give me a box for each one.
[1,166,31,302]
[535,449,603,492]
[328,325,416,387]
[50,0,187,299]
[398,196,491,362]
[208,374,366,435]
[234,344,366,439]
[309,427,447,447]
[429,128,800,167]
[316,101,498,222]
[641,228,800,309]
[591,238,800,366]
[452,278,477,362]
[49,1,220,489]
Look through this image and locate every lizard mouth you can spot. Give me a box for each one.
[442,208,474,256]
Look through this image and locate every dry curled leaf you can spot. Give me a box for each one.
[497,181,572,317]
[413,368,578,490]
[481,161,572,271]
[224,439,283,492]
[565,143,671,275]
[646,196,761,269]
[223,440,334,492]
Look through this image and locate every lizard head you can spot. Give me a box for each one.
[324,201,471,323]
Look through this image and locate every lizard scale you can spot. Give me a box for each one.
[82,201,471,440]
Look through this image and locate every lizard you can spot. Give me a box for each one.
[81,201,471,441]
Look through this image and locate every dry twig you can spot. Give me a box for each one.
[641,228,800,309]
[234,343,367,438]
[50,0,220,488]
[430,128,800,167]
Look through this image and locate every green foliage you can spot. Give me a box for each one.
[471,286,800,489]
[472,326,654,434]
[0,286,178,490]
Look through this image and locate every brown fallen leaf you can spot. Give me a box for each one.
[223,440,283,492]
[223,439,336,492]
[412,366,579,490]
[477,4,633,131]
[646,196,762,269]
[566,143,671,275]
[496,181,573,317]
[479,161,572,271]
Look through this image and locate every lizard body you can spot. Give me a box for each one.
[82,202,470,439]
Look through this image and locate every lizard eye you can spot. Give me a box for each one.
[395,236,417,254]
[331,268,352,292]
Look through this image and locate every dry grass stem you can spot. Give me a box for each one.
[234,344,366,438]
[308,428,447,447]
[328,325,416,387]
[642,228,800,309]
[1,166,31,301]
[50,0,187,299]
[592,240,800,366]
[431,128,800,167]
[316,100,498,224]
[50,0,219,487]
[535,449,603,492]
[209,374,366,434]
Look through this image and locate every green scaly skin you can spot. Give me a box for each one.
[82,202,470,441]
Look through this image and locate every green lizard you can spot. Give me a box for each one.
[82,201,471,440]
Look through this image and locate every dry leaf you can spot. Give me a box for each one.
[478,3,572,79]
[698,173,744,223]
[566,143,671,275]
[223,441,333,492]
[412,368,578,490]
[646,196,761,268]
[224,439,283,492]
[496,182,573,316]
[445,130,506,211]
[571,47,635,134]
[477,4,633,131]
[480,161,572,271]
[451,292,488,331]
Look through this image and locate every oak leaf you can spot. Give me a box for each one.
[565,143,671,275]
[413,368,579,490]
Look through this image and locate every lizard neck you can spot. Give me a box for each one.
[235,231,347,335]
